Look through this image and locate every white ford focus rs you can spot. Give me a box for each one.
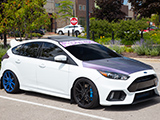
[0,36,159,108]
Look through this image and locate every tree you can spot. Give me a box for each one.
[0,0,50,40]
[0,0,7,47]
[57,0,74,25]
[129,0,160,18]
[92,0,126,22]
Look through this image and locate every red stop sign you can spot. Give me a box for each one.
[70,17,78,25]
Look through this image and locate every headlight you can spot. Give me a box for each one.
[98,70,129,80]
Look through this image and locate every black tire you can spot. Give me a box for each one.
[75,31,80,35]
[73,78,99,109]
[2,71,20,93]
[58,31,63,35]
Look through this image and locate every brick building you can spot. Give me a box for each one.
[44,0,95,32]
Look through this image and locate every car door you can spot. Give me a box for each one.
[64,26,70,33]
[12,42,42,89]
[36,42,69,95]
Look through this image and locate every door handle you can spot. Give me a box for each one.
[39,64,46,68]
[15,59,21,64]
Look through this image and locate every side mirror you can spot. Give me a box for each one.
[54,55,67,62]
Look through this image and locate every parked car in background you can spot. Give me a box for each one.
[56,25,84,35]
[32,28,46,35]
[143,26,158,33]
[0,36,159,109]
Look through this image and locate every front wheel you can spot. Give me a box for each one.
[2,71,20,93]
[73,78,99,109]
[75,31,80,35]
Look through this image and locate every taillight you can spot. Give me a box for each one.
[2,53,9,61]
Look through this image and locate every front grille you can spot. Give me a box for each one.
[128,75,158,92]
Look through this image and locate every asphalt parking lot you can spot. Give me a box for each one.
[0,58,160,120]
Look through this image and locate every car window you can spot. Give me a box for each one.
[20,42,42,58]
[69,26,78,28]
[64,26,69,29]
[65,44,121,61]
[39,42,66,61]
[12,44,23,55]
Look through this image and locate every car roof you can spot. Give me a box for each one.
[47,35,88,42]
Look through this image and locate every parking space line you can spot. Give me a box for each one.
[0,95,111,120]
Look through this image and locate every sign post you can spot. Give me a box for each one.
[70,17,78,36]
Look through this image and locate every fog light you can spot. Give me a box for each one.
[107,91,126,101]
[154,78,158,86]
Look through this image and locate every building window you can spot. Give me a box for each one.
[83,5,86,11]
[79,17,85,27]
[55,3,60,7]
[79,5,82,10]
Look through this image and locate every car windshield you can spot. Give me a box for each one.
[65,44,121,61]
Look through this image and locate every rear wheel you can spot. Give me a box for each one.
[73,78,99,109]
[58,31,63,35]
[2,71,19,93]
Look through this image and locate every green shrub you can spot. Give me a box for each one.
[109,45,125,54]
[31,33,43,37]
[124,46,134,53]
[133,44,160,56]
[89,18,149,45]
[143,30,160,44]
[23,33,43,38]
[95,37,112,44]
[134,45,146,55]
[0,47,8,68]
[144,47,150,56]
[150,48,159,56]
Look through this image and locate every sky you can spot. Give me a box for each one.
[123,0,128,5]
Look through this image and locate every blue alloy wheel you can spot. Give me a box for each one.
[2,71,19,93]
[73,78,99,109]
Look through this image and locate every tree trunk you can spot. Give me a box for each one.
[3,33,7,48]
[159,14,160,28]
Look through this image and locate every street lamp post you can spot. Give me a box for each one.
[86,0,90,39]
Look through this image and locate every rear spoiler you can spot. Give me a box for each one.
[10,39,21,47]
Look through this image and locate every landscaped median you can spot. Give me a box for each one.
[108,44,160,58]
[0,45,8,68]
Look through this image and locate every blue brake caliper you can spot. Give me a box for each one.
[90,88,93,101]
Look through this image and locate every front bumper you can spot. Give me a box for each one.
[96,70,159,106]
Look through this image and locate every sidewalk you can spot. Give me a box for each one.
[131,57,160,63]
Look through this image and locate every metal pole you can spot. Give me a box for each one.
[86,0,90,39]
[73,5,75,17]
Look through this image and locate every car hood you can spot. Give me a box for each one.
[82,57,152,75]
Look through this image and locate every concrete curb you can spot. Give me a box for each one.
[131,57,160,62]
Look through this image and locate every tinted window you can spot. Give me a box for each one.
[20,42,42,58]
[65,26,69,28]
[12,44,23,55]
[65,44,121,61]
[39,42,66,61]
[69,26,78,28]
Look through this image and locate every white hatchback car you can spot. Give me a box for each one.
[0,36,159,109]
[56,25,84,35]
